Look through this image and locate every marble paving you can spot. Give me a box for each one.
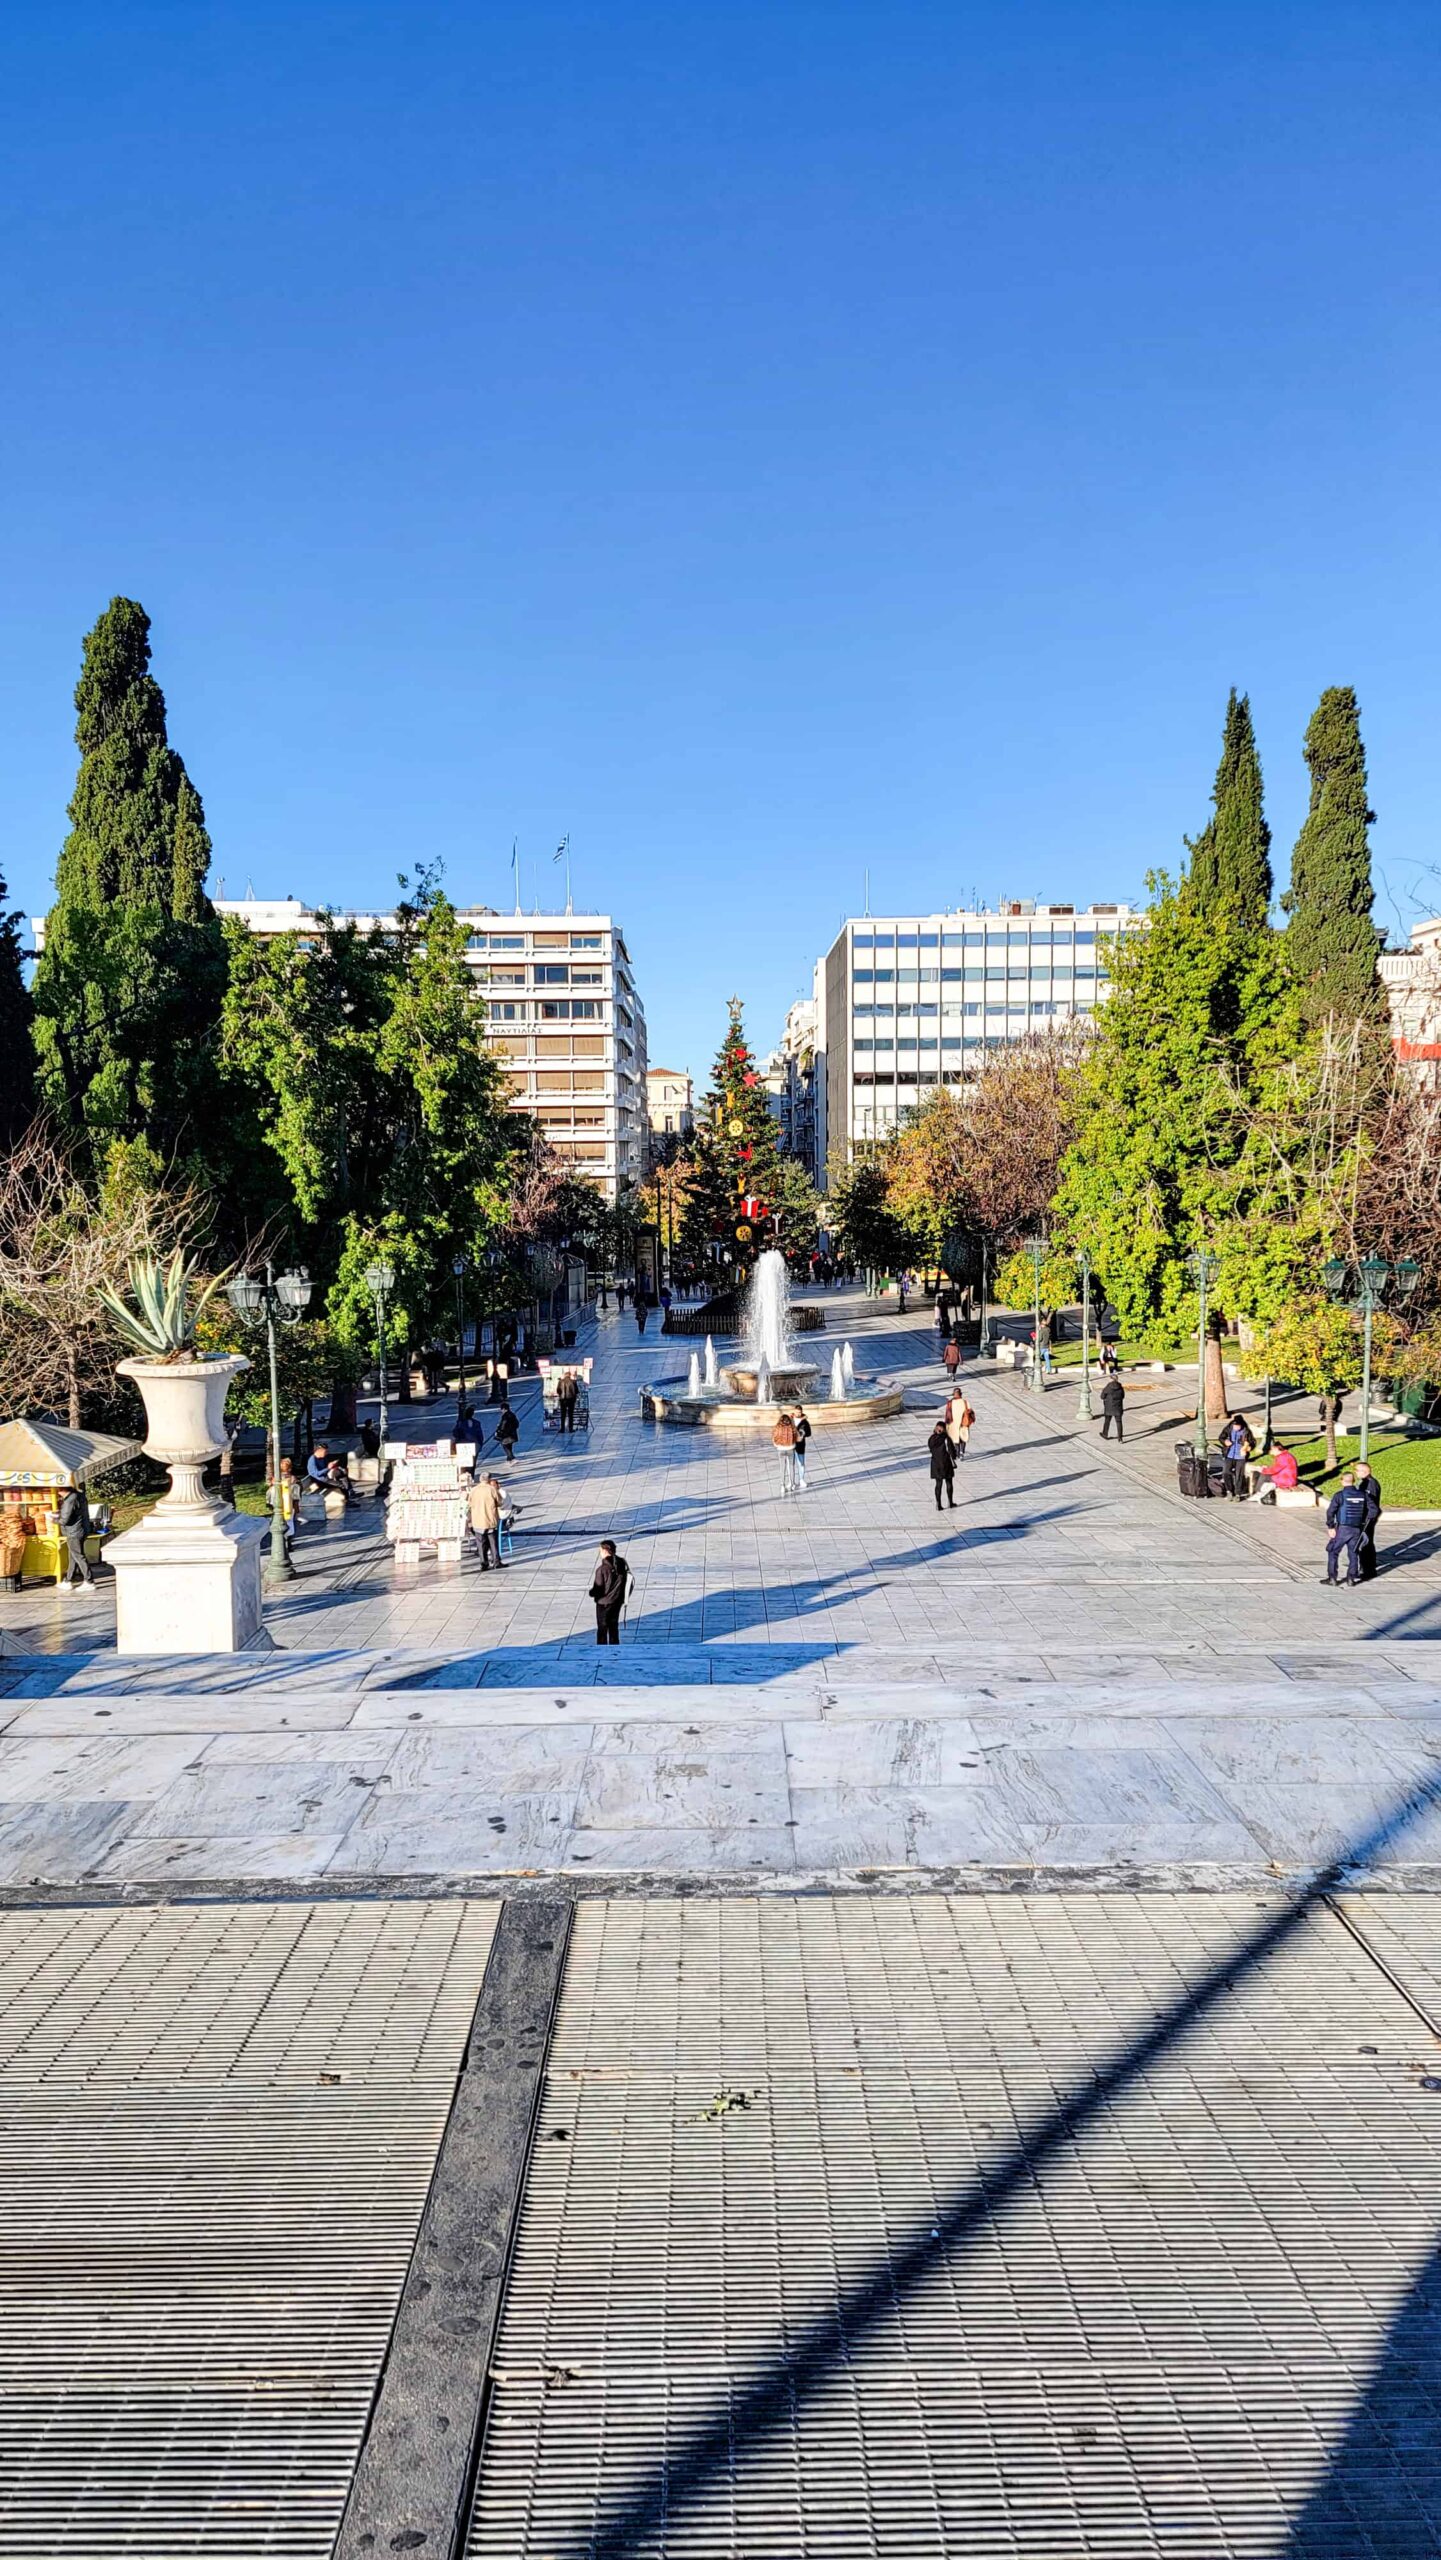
[3,1289,1441,1888]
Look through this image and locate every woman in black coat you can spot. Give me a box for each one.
[495,1404,520,1461]
[928,1420,956,1511]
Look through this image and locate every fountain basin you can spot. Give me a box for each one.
[723,1361,823,1403]
[642,1378,904,1428]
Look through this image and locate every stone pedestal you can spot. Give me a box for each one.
[106,1351,266,1655]
[107,1502,267,1652]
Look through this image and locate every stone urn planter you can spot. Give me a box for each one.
[119,1352,250,1509]
[104,1353,268,1654]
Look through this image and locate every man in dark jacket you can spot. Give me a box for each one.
[1100,1375,1126,1442]
[1323,1471,1369,1588]
[589,1539,631,1644]
[928,1420,956,1511]
[1355,1462,1383,1581]
[58,1485,95,1590]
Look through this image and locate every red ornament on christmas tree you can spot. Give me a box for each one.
[742,1072,758,1088]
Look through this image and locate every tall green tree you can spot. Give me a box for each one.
[1185,689,1272,926]
[219,879,527,1363]
[30,598,228,1179]
[1054,879,1292,1340]
[1283,686,1384,1026]
[0,863,34,1146]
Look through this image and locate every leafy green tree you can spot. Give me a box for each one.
[825,1154,906,1279]
[0,863,34,1146]
[1248,1297,1398,1471]
[30,598,228,1181]
[993,1242,1079,1317]
[1282,686,1384,1026]
[1054,880,1291,1339]
[1185,689,1272,926]
[679,999,791,1272]
[219,879,526,1370]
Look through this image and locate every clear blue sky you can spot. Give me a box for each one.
[2,2,1438,1081]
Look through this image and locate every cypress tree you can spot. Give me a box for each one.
[1185,689,1271,926]
[32,598,227,1178]
[0,863,35,1146]
[1282,686,1384,1025]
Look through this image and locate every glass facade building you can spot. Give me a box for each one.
[818,901,1140,1171]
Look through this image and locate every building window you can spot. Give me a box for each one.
[535,964,569,985]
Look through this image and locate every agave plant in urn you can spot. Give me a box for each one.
[99,1253,267,1653]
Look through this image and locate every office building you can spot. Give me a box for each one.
[646,1066,694,1158]
[213,899,648,1198]
[817,900,1141,1171]
[760,997,819,1171]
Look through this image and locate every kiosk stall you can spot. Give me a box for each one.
[0,1420,142,1587]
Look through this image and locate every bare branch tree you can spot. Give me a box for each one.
[0,1124,202,1427]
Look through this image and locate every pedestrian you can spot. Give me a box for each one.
[792,1404,812,1491]
[635,1299,649,1335]
[217,1427,236,1509]
[360,1417,381,1459]
[942,1335,961,1381]
[947,1390,974,1458]
[898,1274,909,1315]
[928,1419,957,1511]
[57,1483,95,1590]
[1355,1461,1384,1581]
[772,1407,798,1497]
[589,1537,631,1644]
[467,1470,506,1571]
[936,1294,951,1339]
[616,1281,628,1313]
[1220,1412,1255,1501]
[1100,1373,1126,1442]
[1323,1469,1369,1589]
[556,1373,578,1433]
[456,1394,479,1443]
[495,1404,520,1463]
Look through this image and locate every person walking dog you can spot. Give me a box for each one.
[1100,1373,1126,1442]
[589,1539,631,1644]
[928,1419,957,1511]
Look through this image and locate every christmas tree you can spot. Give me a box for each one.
[679,997,787,1274]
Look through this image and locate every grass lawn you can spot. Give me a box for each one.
[101,1478,272,1531]
[1275,1428,1441,1509]
[1045,1335,1240,1371]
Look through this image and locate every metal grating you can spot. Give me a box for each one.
[469,1893,1441,2559]
[0,1898,497,2557]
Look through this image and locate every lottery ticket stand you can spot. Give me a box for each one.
[539,1357,594,1433]
[0,1419,141,1587]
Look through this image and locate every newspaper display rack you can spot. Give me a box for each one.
[384,1440,476,1565]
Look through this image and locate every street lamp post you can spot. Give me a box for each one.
[364,1261,396,1453]
[1075,1247,1094,1422]
[1188,1248,1220,1462]
[1323,1253,1420,1464]
[1026,1236,1047,1395]
[225,1261,313,1584]
[452,1255,468,1411]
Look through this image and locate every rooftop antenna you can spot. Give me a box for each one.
[511,837,520,915]
[554,833,571,913]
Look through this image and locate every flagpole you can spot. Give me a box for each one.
[511,837,520,916]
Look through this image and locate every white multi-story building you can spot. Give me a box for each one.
[646,1066,694,1158]
[816,899,1141,1173]
[213,900,648,1198]
[1380,916,1441,1086]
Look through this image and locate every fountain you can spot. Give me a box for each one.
[722,1251,825,1403]
[642,1248,904,1429]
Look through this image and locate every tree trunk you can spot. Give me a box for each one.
[1202,1327,1229,1425]
[66,1346,80,1433]
[1324,1400,1338,1470]
[328,1377,358,1436]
